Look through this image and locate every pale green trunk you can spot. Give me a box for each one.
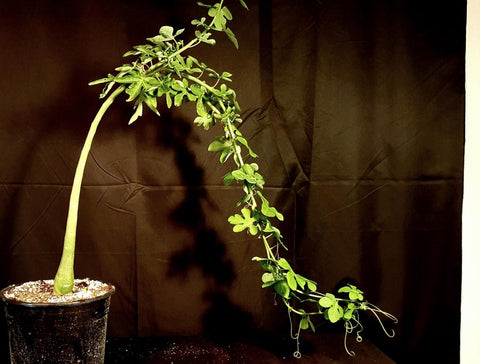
[54,86,125,295]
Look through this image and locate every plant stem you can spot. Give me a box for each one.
[186,75,216,94]
[53,85,126,295]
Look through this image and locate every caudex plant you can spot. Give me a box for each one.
[53,0,397,357]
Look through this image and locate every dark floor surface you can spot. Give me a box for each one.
[104,333,395,363]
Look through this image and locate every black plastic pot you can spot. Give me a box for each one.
[0,284,115,364]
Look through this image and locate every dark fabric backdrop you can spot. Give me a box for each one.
[0,0,465,362]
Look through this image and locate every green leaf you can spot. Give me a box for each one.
[236,193,250,206]
[307,280,317,292]
[327,303,344,323]
[230,164,264,188]
[238,0,249,10]
[128,102,143,125]
[208,137,234,164]
[299,316,310,330]
[123,50,140,57]
[196,97,207,117]
[166,92,172,108]
[116,76,142,84]
[286,270,297,290]
[99,81,116,99]
[248,223,258,235]
[308,316,316,332]
[223,172,235,186]
[144,96,159,116]
[254,173,265,188]
[189,83,204,96]
[253,257,275,273]
[196,30,216,45]
[295,274,307,290]
[257,191,284,221]
[219,150,232,163]
[196,2,211,8]
[274,280,290,299]
[232,223,247,233]
[115,64,136,72]
[194,115,213,130]
[186,91,197,102]
[220,71,233,82]
[203,37,216,45]
[262,280,277,288]
[159,25,174,39]
[148,36,164,45]
[126,81,143,102]
[278,258,292,270]
[208,69,220,79]
[174,92,184,106]
[261,272,274,284]
[222,6,233,20]
[231,169,247,181]
[343,303,356,321]
[224,27,239,49]
[209,4,227,30]
[208,136,231,152]
[236,136,258,158]
[338,285,364,301]
[319,293,336,308]
[261,273,277,287]
[228,208,258,235]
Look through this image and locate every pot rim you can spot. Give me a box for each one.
[0,281,115,308]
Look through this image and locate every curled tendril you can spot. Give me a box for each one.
[363,303,398,338]
[343,312,365,356]
[353,319,364,343]
[344,321,356,357]
[294,327,302,358]
[287,308,298,340]
[287,307,303,358]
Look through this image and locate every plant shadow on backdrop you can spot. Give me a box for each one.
[145,109,257,342]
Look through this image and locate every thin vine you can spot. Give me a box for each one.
[54,0,397,356]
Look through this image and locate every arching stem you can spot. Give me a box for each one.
[53,85,126,295]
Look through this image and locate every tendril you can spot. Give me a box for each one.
[343,321,356,357]
[293,349,302,359]
[287,308,298,340]
[353,317,364,343]
[364,303,398,338]
[287,307,303,359]
[366,303,399,324]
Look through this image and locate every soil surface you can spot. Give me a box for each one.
[0,279,114,304]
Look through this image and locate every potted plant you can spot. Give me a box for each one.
[1,0,397,361]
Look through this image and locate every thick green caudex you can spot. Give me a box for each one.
[53,85,126,295]
[53,0,397,357]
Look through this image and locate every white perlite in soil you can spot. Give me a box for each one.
[2,279,113,304]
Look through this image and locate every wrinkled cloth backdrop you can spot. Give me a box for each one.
[0,0,464,363]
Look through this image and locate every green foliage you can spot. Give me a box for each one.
[338,284,364,301]
[228,208,258,235]
[319,293,344,323]
[71,0,398,358]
